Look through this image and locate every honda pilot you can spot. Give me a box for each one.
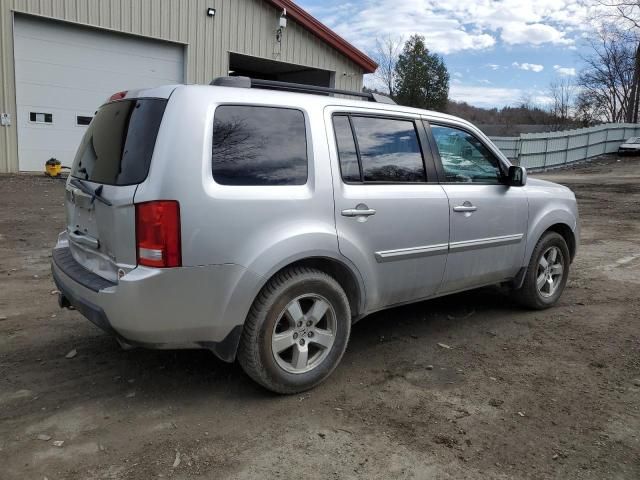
[52,78,579,393]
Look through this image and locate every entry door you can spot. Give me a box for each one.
[327,111,450,310]
[13,15,184,171]
[428,123,528,293]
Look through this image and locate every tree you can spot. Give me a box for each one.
[394,35,449,111]
[548,78,575,129]
[575,24,636,122]
[595,1,640,121]
[371,36,403,97]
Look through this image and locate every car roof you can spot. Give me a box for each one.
[183,84,469,125]
[120,83,475,129]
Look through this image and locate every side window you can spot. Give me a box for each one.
[332,115,361,182]
[333,115,426,183]
[430,124,502,183]
[212,105,307,186]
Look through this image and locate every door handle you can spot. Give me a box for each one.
[341,208,376,217]
[453,204,477,212]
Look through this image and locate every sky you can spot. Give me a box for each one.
[296,0,599,108]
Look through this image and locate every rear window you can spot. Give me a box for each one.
[71,99,167,186]
[212,105,308,186]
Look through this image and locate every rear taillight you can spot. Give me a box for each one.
[135,201,181,268]
[109,91,128,102]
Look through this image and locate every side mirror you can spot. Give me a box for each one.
[507,165,527,187]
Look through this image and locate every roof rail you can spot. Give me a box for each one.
[209,76,396,105]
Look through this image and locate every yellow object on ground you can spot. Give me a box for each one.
[45,158,62,177]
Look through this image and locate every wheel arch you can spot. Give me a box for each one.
[525,204,578,266]
[257,255,366,320]
[514,219,577,290]
[546,223,576,261]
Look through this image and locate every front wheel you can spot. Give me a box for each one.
[238,267,351,394]
[515,231,570,309]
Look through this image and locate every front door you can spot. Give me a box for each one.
[428,122,528,293]
[327,109,450,310]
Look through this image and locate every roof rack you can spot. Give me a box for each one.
[209,76,396,105]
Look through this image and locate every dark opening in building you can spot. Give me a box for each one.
[228,52,334,87]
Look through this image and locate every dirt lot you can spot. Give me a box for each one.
[1,156,639,479]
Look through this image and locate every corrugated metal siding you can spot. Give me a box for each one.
[0,0,364,172]
[490,123,640,169]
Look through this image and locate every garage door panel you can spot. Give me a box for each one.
[16,61,181,100]
[14,15,184,172]
[16,86,115,112]
[16,17,183,63]
[15,37,183,82]
[17,113,89,147]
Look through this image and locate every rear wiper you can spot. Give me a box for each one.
[69,178,113,206]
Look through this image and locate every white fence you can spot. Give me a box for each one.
[490,123,640,170]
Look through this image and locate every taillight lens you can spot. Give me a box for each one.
[109,91,128,102]
[135,201,181,268]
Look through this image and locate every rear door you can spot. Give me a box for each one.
[65,97,167,281]
[327,108,450,310]
[426,121,528,293]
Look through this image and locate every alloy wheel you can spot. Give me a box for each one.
[271,294,337,374]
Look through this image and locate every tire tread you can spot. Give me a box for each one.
[238,267,350,394]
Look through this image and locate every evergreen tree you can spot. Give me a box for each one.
[394,35,449,111]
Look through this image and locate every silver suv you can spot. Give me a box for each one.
[52,78,579,393]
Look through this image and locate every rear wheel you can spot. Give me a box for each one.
[238,267,351,394]
[515,231,570,309]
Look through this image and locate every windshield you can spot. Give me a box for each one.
[71,99,167,186]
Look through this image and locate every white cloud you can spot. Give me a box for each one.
[553,65,577,76]
[449,84,551,108]
[326,1,497,54]
[501,23,573,46]
[449,84,524,108]
[512,62,545,72]
[304,0,596,55]
[486,64,501,70]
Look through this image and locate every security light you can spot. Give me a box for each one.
[206,7,215,17]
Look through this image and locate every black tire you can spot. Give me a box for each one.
[515,231,570,309]
[238,267,351,394]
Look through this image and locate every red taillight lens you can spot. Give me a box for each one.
[109,91,128,102]
[135,201,181,268]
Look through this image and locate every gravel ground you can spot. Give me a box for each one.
[1,156,639,479]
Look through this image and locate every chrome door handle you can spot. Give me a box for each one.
[341,208,376,217]
[453,205,477,212]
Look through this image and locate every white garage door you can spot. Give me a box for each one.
[14,16,184,171]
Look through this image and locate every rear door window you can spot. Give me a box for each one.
[333,115,426,183]
[71,99,167,186]
[332,115,361,182]
[212,105,308,186]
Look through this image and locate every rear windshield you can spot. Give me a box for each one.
[71,99,167,185]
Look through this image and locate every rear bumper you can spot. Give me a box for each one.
[618,146,640,153]
[51,244,262,362]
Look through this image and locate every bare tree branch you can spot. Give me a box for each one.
[371,35,403,96]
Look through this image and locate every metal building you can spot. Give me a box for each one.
[0,0,376,172]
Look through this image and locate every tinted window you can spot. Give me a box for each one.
[431,125,502,183]
[351,116,425,182]
[333,115,361,182]
[71,99,167,185]
[77,115,93,126]
[212,106,307,186]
